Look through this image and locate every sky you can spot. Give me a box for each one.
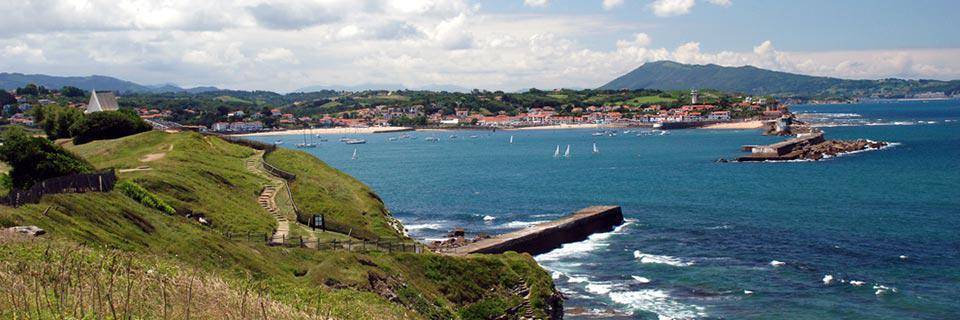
[1,0,959,92]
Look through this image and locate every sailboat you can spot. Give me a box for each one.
[592,142,599,154]
[563,145,571,158]
[351,148,358,160]
[296,128,317,148]
[553,145,561,158]
[509,135,514,144]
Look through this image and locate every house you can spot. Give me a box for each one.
[86,90,119,113]
[708,111,731,121]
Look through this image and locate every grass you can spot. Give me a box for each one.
[0,131,559,319]
[265,148,403,241]
[216,95,255,105]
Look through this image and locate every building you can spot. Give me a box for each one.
[691,89,699,104]
[86,90,119,113]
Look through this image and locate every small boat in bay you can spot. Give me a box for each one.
[344,138,367,144]
[592,142,599,154]
[509,135,514,144]
[553,145,561,158]
[351,148,358,160]
[564,145,571,158]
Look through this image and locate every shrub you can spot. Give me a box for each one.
[0,127,94,189]
[70,109,152,144]
[34,104,85,140]
[117,180,176,215]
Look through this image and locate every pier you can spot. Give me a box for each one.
[449,206,624,256]
[738,132,825,161]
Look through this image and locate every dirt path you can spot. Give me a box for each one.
[245,152,290,245]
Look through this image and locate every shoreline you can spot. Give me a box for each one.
[509,123,607,131]
[231,126,412,137]
[699,120,764,130]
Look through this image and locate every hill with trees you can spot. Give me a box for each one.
[600,61,960,99]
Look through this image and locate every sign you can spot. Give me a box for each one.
[312,214,325,230]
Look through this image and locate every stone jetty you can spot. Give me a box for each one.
[448,206,624,256]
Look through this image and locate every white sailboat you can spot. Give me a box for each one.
[509,135,514,144]
[351,148,358,160]
[563,145,571,158]
[553,145,561,158]
[592,142,599,154]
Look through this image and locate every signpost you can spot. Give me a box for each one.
[311,214,325,231]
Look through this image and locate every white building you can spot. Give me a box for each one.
[86,90,119,113]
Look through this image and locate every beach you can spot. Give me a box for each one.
[232,126,412,137]
[700,120,764,130]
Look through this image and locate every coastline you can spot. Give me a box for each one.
[509,123,606,131]
[699,120,764,130]
[231,126,412,137]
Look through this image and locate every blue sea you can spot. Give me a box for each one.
[254,100,960,319]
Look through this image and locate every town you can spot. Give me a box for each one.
[1,84,786,134]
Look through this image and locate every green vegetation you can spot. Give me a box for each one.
[0,131,558,319]
[117,180,176,215]
[0,127,93,189]
[70,109,152,144]
[602,60,960,99]
[265,148,400,241]
[32,103,84,140]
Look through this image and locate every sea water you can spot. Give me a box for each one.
[253,100,960,319]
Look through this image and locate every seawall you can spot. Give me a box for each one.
[449,206,624,256]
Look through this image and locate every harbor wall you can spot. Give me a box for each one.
[451,206,624,256]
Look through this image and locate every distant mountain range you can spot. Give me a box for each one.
[0,72,219,94]
[296,83,471,93]
[600,61,960,99]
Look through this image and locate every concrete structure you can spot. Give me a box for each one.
[449,206,624,256]
[86,90,119,113]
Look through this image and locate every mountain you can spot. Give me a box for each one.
[296,83,471,93]
[0,72,219,93]
[600,61,960,98]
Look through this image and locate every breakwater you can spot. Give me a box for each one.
[449,206,624,255]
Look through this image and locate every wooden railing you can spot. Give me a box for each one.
[1,170,117,207]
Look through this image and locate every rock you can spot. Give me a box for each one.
[6,226,45,236]
[447,227,465,237]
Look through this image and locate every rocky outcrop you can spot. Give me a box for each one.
[738,139,890,162]
[4,226,46,236]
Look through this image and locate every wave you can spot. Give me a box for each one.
[632,275,651,284]
[633,250,694,267]
[865,121,916,126]
[535,221,633,262]
[821,141,900,159]
[797,112,862,118]
[405,223,444,231]
[608,289,708,320]
[501,220,549,229]
[585,282,618,295]
[482,215,496,221]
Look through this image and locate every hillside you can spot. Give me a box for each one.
[600,60,960,98]
[0,131,559,319]
[0,72,219,93]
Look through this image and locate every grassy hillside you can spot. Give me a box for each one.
[266,148,402,241]
[0,131,559,319]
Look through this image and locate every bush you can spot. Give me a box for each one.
[34,104,85,140]
[117,180,176,215]
[0,127,94,189]
[70,110,152,145]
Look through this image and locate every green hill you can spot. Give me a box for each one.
[600,60,960,99]
[0,131,559,319]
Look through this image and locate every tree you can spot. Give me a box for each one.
[16,84,40,96]
[0,90,15,106]
[0,127,94,189]
[69,110,152,144]
[61,86,86,98]
[37,104,85,140]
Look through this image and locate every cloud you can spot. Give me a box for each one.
[256,48,298,64]
[650,0,696,17]
[524,0,549,8]
[603,0,625,10]
[432,13,474,50]
[247,2,342,30]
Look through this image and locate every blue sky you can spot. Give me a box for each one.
[1,0,958,91]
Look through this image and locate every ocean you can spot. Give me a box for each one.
[252,100,960,319]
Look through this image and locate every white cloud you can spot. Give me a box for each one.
[650,0,696,17]
[524,0,549,8]
[603,0,625,10]
[256,48,298,64]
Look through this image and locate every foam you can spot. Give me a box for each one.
[567,275,589,283]
[608,289,708,320]
[849,280,866,287]
[405,223,443,231]
[482,215,496,221]
[633,250,694,267]
[822,274,834,285]
[502,220,549,229]
[586,282,616,295]
[631,276,651,284]
[769,260,786,267]
[535,221,632,262]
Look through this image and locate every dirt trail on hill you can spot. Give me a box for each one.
[245,152,291,245]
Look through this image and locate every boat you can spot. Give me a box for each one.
[563,145,571,158]
[296,130,317,148]
[351,148,358,160]
[344,138,367,144]
[338,137,350,142]
[591,132,604,136]
[553,145,561,158]
[509,135,514,144]
[388,137,398,141]
[449,135,458,139]
[469,135,479,139]
[273,140,284,145]
[592,142,599,154]
[425,136,439,142]
[623,130,633,134]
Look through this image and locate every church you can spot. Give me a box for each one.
[85,90,119,113]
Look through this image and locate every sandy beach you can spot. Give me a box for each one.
[700,120,764,130]
[232,126,412,137]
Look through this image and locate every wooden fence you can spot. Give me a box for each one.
[221,231,425,253]
[1,170,117,207]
